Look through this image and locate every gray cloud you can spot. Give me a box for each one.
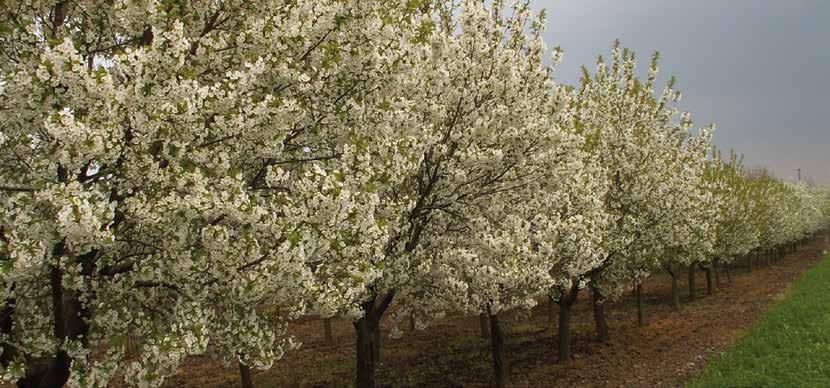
[529,0,830,183]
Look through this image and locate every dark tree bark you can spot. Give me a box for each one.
[24,247,96,388]
[557,284,579,363]
[239,358,254,388]
[667,267,680,311]
[324,318,334,345]
[488,311,507,388]
[0,283,16,370]
[373,324,382,363]
[688,263,697,301]
[590,282,609,342]
[548,296,556,325]
[635,283,644,327]
[409,315,416,332]
[704,265,714,295]
[725,263,732,283]
[354,292,394,388]
[479,313,489,339]
[714,258,722,288]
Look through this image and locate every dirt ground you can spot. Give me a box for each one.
[164,231,830,387]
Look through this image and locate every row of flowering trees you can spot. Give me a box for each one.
[0,1,828,387]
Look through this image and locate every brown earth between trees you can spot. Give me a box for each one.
[162,231,830,388]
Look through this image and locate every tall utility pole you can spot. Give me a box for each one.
[798,168,802,182]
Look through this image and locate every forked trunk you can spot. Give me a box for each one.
[488,311,507,388]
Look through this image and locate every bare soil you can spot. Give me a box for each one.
[164,232,830,387]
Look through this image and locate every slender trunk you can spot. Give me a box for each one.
[635,283,644,327]
[725,263,732,283]
[355,292,394,388]
[748,253,754,273]
[688,264,697,301]
[590,284,609,342]
[714,259,722,288]
[705,266,714,295]
[373,324,382,363]
[0,284,16,369]
[479,313,489,339]
[25,245,96,388]
[324,318,333,345]
[239,358,254,388]
[488,311,507,388]
[36,265,72,388]
[355,312,380,388]
[557,285,578,364]
[548,296,556,325]
[557,301,572,363]
[409,315,416,332]
[669,270,680,310]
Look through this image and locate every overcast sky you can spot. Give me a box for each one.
[528,0,830,184]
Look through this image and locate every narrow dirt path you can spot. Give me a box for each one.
[165,231,830,387]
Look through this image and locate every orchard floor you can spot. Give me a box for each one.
[165,232,830,388]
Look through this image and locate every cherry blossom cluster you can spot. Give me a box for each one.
[0,1,828,387]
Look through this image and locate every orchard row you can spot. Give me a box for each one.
[0,1,827,387]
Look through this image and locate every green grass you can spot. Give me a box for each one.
[691,255,830,388]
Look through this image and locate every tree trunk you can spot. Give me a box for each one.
[748,253,754,273]
[688,264,697,301]
[557,285,579,364]
[479,313,489,339]
[714,259,722,288]
[324,318,334,345]
[548,296,556,324]
[409,315,416,332]
[669,269,681,310]
[557,300,572,363]
[239,359,254,388]
[590,284,609,342]
[355,315,379,388]
[0,284,17,370]
[488,311,507,388]
[33,265,73,388]
[725,263,732,283]
[705,266,714,295]
[373,325,382,363]
[354,292,394,388]
[635,283,644,327]
[26,248,96,388]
